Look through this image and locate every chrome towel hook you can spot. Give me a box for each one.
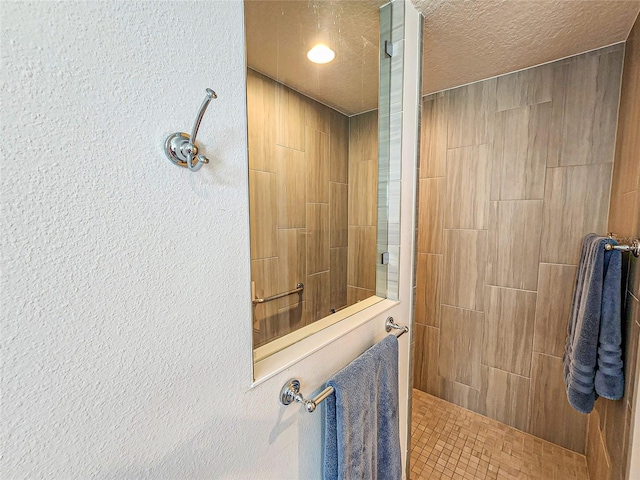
[165,88,217,172]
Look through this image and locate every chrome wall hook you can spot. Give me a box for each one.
[165,88,217,172]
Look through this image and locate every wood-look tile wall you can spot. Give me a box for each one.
[248,69,349,348]
[248,69,378,348]
[586,17,640,480]
[347,110,378,304]
[413,45,625,454]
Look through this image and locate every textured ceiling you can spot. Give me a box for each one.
[417,0,640,94]
[245,1,640,114]
[244,0,383,116]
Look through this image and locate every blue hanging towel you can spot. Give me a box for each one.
[563,233,624,414]
[323,335,402,480]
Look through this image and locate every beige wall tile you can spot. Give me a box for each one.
[420,93,447,178]
[329,110,349,184]
[438,305,483,389]
[304,272,330,323]
[482,286,537,376]
[496,63,553,112]
[548,49,623,167]
[251,257,279,304]
[442,229,486,311]
[417,178,445,254]
[277,229,306,308]
[252,257,280,348]
[540,164,612,265]
[492,103,550,200]
[348,159,377,226]
[249,170,278,259]
[347,226,376,291]
[624,296,640,410]
[586,409,612,479]
[305,127,330,203]
[246,69,276,172]
[595,394,608,432]
[275,146,306,228]
[276,301,307,338]
[445,144,491,229]
[632,256,640,301]
[413,324,440,396]
[447,78,497,149]
[533,263,577,357]
[603,396,630,480]
[276,82,305,151]
[330,247,348,311]
[480,366,530,431]
[610,32,640,196]
[306,203,329,275]
[529,353,587,453]
[349,110,378,162]
[415,253,442,327]
[252,301,279,348]
[608,190,637,239]
[347,286,375,306]
[486,200,543,291]
[304,96,330,133]
[247,75,352,346]
[330,182,348,248]
[438,377,481,412]
[414,43,626,459]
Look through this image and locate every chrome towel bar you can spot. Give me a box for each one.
[252,283,303,305]
[605,233,640,257]
[279,317,409,413]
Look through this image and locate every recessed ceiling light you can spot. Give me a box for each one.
[307,44,335,64]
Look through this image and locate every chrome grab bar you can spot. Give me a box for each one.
[252,283,303,305]
[280,317,409,413]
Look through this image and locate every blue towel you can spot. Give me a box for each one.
[563,233,624,414]
[323,335,402,480]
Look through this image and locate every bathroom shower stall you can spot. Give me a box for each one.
[246,69,379,347]
[244,0,390,351]
[411,13,640,480]
[5,0,640,478]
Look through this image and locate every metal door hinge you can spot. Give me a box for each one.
[384,40,393,57]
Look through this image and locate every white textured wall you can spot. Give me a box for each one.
[1,1,417,478]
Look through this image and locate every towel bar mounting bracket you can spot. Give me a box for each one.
[280,379,334,413]
[280,379,302,406]
[605,233,640,257]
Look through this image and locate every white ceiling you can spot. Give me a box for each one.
[418,0,640,94]
[245,0,640,115]
[244,0,383,116]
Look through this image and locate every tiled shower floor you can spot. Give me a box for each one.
[409,389,589,480]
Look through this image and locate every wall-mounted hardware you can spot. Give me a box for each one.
[384,40,394,57]
[252,283,304,305]
[605,233,640,257]
[165,88,217,172]
[385,316,408,337]
[280,317,409,413]
[280,379,334,413]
